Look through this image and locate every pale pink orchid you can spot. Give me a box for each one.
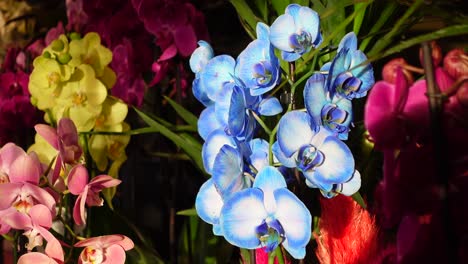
[4,204,64,263]
[67,165,121,225]
[0,145,56,230]
[18,252,61,264]
[0,143,25,183]
[74,234,134,264]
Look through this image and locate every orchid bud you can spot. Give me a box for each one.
[382,58,414,84]
[419,41,442,67]
[443,49,468,80]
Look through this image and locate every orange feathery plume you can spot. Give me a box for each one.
[314,195,381,264]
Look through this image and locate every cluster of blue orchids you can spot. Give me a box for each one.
[189,4,374,260]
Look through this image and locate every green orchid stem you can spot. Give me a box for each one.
[288,62,296,109]
[251,110,272,135]
[421,42,456,262]
[268,123,279,166]
[274,246,285,264]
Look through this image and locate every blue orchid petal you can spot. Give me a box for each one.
[277,111,315,157]
[295,6,320,46]
[338,170,361,196]
[214,83,236,129]
[274,188,311,259]
[321,97,353,140]
[235,38,279,95]
[228,85,247,136]
[250,138,269,154]
[192,78,213,107]
[320,62,331,72]
[269,14,296,52]
[285,3,301,18]
[272,142,297,168]
[212,145,245,197]
[249,138,270,171]
[256,22,270,41]
[258,97,283,116]
[195,179,224,226]
[198,106,222,140]
[283,242,306,260]
[202,130,237,174]
[253,166,287,214]
[200,55,236,101]
[326,49,349,92]
[311,134,355,185]
[304,73,327,126]
[281,50,301,62]
[189,40,214,74]
[349,50,374,98]
[213,224,223,236]
[338,32,357,52]
[220,188,267,249]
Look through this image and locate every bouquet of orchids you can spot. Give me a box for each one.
[191,3,374,260]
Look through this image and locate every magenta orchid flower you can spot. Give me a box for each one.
[74,234,134,264]
[364,68,429,149]
[67,164,121,225]
[4,204,64,263]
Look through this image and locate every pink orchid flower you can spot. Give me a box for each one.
[4,204,64,263]
[0,146,56,229]
[35,118,83,165]
[67,165,121,225]
[35,118,83,185]
[364,68,429,149]
[74,234,134,264]
[0,143,25,183]
[18,252,60,264]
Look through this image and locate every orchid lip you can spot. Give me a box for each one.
[289,31,312,54]
[253,62,273,86]
[256,218,285,252]
[334,72,362,97]
[296,144,325,172]
[321,104,349,133]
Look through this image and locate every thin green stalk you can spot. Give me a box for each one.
[251,110,272,135]
[274,246,285,264]
[268,123,279,166]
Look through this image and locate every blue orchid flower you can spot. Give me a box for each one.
[214,82,282,141]
[235,23,281,96]
[197,135,271,236]
[273,111,360,196]
[269,4,322,62]
[190,41,215,106]
[304,72,353,140]
[324,32,375,99]
[219,166,312,259]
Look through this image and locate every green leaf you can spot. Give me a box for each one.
[230,0,258,39]
[133,108,205,174]
[353,2,367,35]
[254,0,268,22]
[351,192,367,209]
[369,24,468,62]
[368,0,424,57]
[177,208,198,216]
[163,96,198,129]
[271,0,289,16]
[359,2,398,51]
